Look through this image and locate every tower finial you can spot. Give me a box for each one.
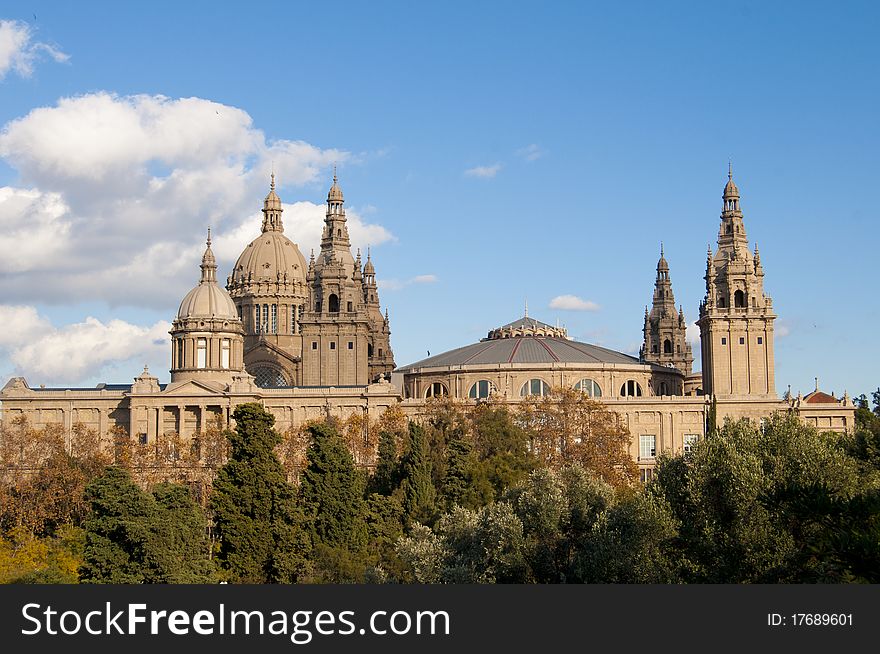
[660,242,664,257]
[206,227,212,248]
[524,299,528,318]
[333,162,337,183]
[728,159,732,180]
[270,170,275,191]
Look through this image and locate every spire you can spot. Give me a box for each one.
[261,173,284,232]
[524,299,529,318]
[657,242,669,275]
[200,228,217,283]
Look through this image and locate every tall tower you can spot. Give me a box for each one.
[641,244,693,386]
[697,167,776,397]
[300,172,395,385]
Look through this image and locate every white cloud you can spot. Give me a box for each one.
[0,19,69,80]
[464,163,501,178]
[378,274,438,291]
[516,144,545,161]
[549,295,600,311]
[0,92,394,307]
[686,321,701,344]
[0,304,170,384]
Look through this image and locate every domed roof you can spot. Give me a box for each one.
[723,164,739,198]
[178,232,239,320]
[328,170,344,202]
[178,282,239,320]
[363,250,375,275]
[264,173,282,211]
[233,231,308,284]
[657,243,669,271]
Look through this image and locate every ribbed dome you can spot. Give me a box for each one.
[233,231,308,284]
[328,172,344,202]
[177,282,239,319]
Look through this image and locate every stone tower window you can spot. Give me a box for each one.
[718,296,726,308]
[663,339,672,354]
[378,348,383,358]
[329,294,339,313]
[347,301,353,312]
[734,290,745,308]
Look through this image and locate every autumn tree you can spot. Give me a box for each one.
[518,387,637,489]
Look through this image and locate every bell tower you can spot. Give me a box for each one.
[641,244,693,385]
[697,167,776,397]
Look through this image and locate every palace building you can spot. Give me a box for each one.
[0,169,855,475]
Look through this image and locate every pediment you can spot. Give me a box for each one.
[158,379,228,396]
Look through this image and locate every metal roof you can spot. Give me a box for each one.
[397,336,643,371]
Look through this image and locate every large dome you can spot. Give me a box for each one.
[232,231,308,285]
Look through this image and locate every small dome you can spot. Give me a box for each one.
[723,165,739,198]
[177,283,239,320]
[364,254,375,275]
[328,172,344,202]
[657,244,669,271]
[233,231,308,285]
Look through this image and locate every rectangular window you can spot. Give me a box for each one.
[312,341,318,350]
[721,337,727,345]
[739,337,745,345]
[262,304,269,333]
[639,468,654,484]
[348,341,353,350]
[271,304,277,334]
[683,434,699,454]
[138,433,148,445]
[757,337,763,345]
[330,341,336,350]
[291,305,297,334]
[639,434,656,460]
[196,338,207,368]
[254,305,260,333]
[347,301,353,312]
[176,339,184,368]
[221,339,230,369]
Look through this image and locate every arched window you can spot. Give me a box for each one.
[425,382,448,398]
[337,229,342,237]
[254,367,288,388]
[663,339,672,354]
[658,381,668,395]
[573,378,602,397]
[378,348,383,358]
[520,378,551,397]
[717,295,726,308]
[468,380,494,399]
[620,380,643,397]
[734,290,745,308]
[329,294,339,313]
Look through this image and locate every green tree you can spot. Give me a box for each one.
[470,404,535,501]
[399,423,436,525]
[79,466,157,584]
[147,484,213,583]
[212,403,309,583]
[369,430,400,496]
[440,430,475,510]
[299,421,367,551]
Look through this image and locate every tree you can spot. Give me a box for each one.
[79,466,214,584]
[440,430,475,510]
[212,403,309,583]
[369,430,401,496]
[299,421,367,551]
[79,466,157,584]
[518,388,636,489]
[469,403,535,501]
[650,414,866,583]
[399,423,437,526]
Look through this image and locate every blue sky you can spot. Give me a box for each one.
[0,1,876,398]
